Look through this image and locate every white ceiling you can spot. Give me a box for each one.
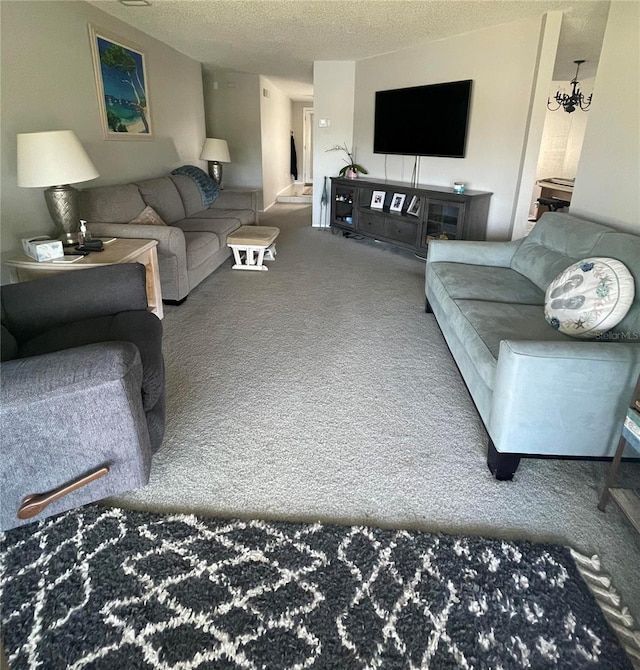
[90,0,610,101]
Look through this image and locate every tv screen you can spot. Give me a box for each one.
[373,80,472,158]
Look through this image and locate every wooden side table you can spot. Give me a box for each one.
[598,375,640,533]
[4,238,163,319]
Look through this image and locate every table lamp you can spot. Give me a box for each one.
[17,130,100,246]
[199,138,230,187]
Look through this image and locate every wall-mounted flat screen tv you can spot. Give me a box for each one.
[373,80,472,158]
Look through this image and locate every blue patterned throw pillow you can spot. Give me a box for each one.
[171,165,219,207]
[544,257,635,338]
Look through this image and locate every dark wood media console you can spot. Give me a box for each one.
[330,177,492,253]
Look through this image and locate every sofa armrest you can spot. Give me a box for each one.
[489,340,640,457]
[1,264,148,342]
[0,342,152,530]
[210,189,259,222]
[427,239,522,267]
[87,222,187,261]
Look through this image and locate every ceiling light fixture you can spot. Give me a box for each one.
[547,60,593,114]
[118,0,152,6]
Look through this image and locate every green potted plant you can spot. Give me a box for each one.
[327,143,368,179]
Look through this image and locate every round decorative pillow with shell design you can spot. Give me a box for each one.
[544,257,635,339]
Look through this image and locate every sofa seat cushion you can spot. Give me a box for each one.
[451,300,572,389]
[18,311,164,411]
[79,184,147,223]
[175,217,243,244]
[136,177,185,224]
[184,231,220,268]
[190,208,256,227]
[429,262,544,304]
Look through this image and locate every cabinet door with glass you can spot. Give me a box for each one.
[421,200,466,245]
[330,181,356,230]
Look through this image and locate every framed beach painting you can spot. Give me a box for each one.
[89,25,152,140]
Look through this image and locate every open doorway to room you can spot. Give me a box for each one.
[303,107,314,187]
[521,3,608,237]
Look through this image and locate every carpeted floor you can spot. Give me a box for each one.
[110,204,640,629]
[0,506,635,669]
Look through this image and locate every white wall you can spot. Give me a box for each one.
[0,0,206,257]
[312,61,356,228]
[571,1,639,233]
[260,77,294,210]
[352,17,548,240]
[204,70,263,198]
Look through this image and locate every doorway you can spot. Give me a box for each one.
[303,107,313,185]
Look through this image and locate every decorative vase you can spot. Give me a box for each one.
[346,168,358,180]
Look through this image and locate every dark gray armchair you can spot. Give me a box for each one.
[0,263,164,530]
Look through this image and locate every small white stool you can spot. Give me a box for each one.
[227,225,280,271]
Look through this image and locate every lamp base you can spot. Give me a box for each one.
[207,161,224,189]
[44,185,81,245]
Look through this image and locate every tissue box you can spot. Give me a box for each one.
[22,237,64,261]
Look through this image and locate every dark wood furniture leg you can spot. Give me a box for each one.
[487,440,521,480]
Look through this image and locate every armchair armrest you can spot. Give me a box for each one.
[489,340,640,457]
[0,342,152,530]
[210,189,259,222]
[1,264,148,342]
[427,239,522,267]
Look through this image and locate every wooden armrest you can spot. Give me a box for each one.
[17,466,109,520]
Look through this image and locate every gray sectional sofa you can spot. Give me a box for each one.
[79,173,258,302]
[425,212,640,479]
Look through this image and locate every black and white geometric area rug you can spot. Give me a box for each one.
[1,506,638,670]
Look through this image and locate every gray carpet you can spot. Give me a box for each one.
[111,204,640,625]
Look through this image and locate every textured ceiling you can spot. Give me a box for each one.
[90,0,610,100]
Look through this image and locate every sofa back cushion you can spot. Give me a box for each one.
[512,214,611,290]
[512,212,640,338]
[136,177,185,224]
[170,174,204,217]
[79,184,147,223]
[589,231,640,337]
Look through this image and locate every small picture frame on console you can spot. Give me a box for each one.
[390,193,406,212]
[407,195,421,217]
[371,190,386,209]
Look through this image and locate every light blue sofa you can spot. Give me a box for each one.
[425,212,640,479]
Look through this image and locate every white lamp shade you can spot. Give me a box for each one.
[17,130,99,187]
[200,138,230,163]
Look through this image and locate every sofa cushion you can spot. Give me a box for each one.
[589,228,640,337]
[511,213,610,290]
[170,174,205,217]
[18,311,164,412]
[544,257,635,339]
[184,232,220,268]
[453,300,572,389]
[129,205,167,226]
[190,208,256,227]
[429,262,544,304]
[136,177,185,224]
[79,184,147,223]
[174,216,242,245]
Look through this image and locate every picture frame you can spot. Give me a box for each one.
[390,193,406,212]
[370,190,386,209]
[89,25,153,140]
[407,195,421,217]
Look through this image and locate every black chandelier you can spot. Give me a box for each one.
[547,60,593,113]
